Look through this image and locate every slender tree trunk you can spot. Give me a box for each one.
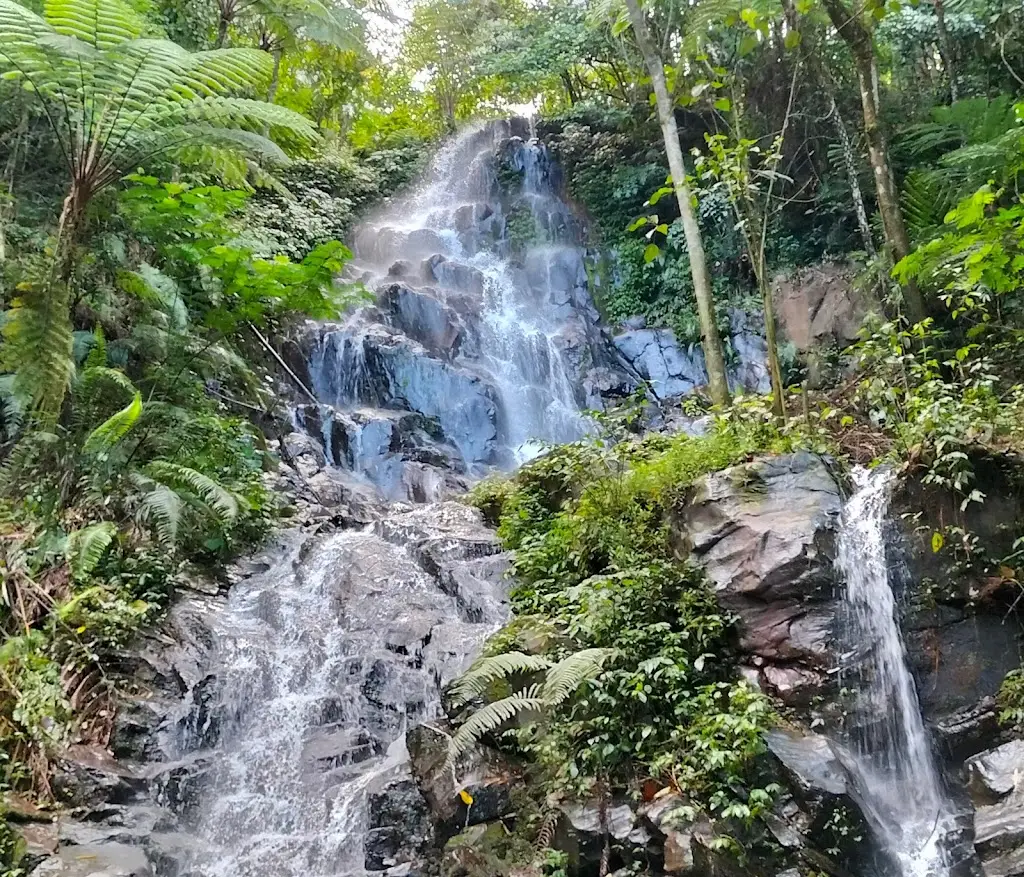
[781,0,876,256]
[267,49,282,104]
[560,71,579,105]
[623,0,730,406]
[216,14,228,48]
[933,0,959,103]
[820,0,927,324]
[831,94,877,257]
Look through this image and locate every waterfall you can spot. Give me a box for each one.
[308,120,605,480]
[835,467,952,877]
[157,512,509,877]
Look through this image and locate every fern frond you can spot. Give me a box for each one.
[2,281,75,425]
[131,473,182,545]
[448,652,552,707]
[146,461,238,523]
[83,327,107,369]
[541,648,617,705]
[449,687,544,765]
[901,169,957,244]
[119,264,187,330]
[43,0,144,49]
[66,521,117,580]
[83,390,142,453]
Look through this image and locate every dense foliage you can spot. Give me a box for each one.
[460,420,804,865]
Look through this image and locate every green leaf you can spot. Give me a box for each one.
[714,98,732,112]
[66,521,118,580]
[643,244,660,263]
[83,391,142,454]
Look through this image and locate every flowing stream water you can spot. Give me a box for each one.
[836,467,953,877]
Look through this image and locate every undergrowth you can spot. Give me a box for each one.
[459,419,803,867]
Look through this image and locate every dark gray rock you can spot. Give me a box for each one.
[406,721,515,833]
[52,748,149,811]
[679,452,843,704]
[364,776,433,871]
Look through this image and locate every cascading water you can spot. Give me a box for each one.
[155,506,509,877]
[307,119,616,482]
[835,467,953,877]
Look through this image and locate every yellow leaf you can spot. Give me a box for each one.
[458,789,473,806]
[931,531,944,553]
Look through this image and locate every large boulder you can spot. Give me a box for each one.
[613,329,707,400]
[772,263,877,352]
[893,455,1024,759]
[406,721,516,835]
[676,452,843,706]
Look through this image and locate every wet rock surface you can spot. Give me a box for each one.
[678,452,844,706]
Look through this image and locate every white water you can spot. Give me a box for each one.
[164,522,506,877]
[836,467,952,877]
[312,120,591,471]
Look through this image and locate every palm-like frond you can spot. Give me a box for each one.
[0,0,321,415]
[446,647,617,785]
[541,648,617,705]
[448,686,545,765]
[66,520,117,579]
[901,169,958,244]
[82,390,141,453]
[145,460,239,523]
[44,0,144,48]
[133,477,183,545]
[448,651,552,707]
[1,281,75,424]
[119,264,187,330]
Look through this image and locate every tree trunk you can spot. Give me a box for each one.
[831,95,877,257]
[781,0,876,256]
[623,0,730,406]
[267,49,282,105]
[216,13,228,48]
[820,0,927,324]
[560,71,579,105]
[933,0,959,103]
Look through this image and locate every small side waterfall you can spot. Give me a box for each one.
[835,467,952,877]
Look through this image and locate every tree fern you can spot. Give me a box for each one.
[145,460,239,523]
[901,170,957,244]
[1,280,75,424]
[0,0,320,413]
[446,647,618,787]
[448,651,553,707]
[131,473,183,545]
[65,521,117,580]
[119,264,187,331]
[82,390,142,454]
[448,686,546,766]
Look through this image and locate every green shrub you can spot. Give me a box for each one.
[461,425,786,816]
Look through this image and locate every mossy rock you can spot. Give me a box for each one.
[441,821,534,877]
